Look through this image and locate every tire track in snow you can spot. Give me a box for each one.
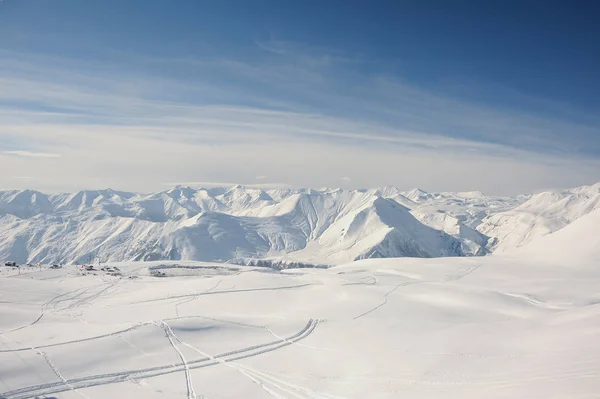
[1,319,319,399]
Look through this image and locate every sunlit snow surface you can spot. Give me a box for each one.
[1,245,599,398]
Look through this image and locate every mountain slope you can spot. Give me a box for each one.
[509,207,600,264]
[478,183,600,252]
[0,189,54,219]
[282,196,463,264]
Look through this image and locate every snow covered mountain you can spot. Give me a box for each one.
[477,182,600,252]
[0,183,598,265]
[510,207,600,264]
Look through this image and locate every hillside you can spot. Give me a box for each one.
[509,207,600,263]
[478,182,600,252]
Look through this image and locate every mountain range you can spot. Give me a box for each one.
[0,183,598,266]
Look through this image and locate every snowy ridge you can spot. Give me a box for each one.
[509,207,600,263]
[0,183,598,265]
[478,182,600,252]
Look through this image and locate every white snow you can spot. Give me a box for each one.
[478,182,600,252]
[0,187,480,266]
[2,183,600,266]
[1,249,599,398]
[509,207,600,264]
[1,182,599,398]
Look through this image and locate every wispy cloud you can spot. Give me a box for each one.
[2,150,61,158]
[0,49,598,195]
[254,39,364,67]
[166,181,292,189]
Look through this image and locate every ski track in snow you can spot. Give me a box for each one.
[174,279,223,318]
[353,280,424,320]
[0,333,93,399]
[0,321,152,353]
[126,283,316,305]
[442,264,483,282]
[0,313,273,354]
[157,321,346,399]
[159,321,197,399]
[353,264,484,320]
[0,284,100,335]
[36,348,91,399]
[162,320,284,399]
[0,318,319,399]
[237,365,351,399]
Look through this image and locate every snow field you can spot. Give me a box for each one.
[1,249,599,398]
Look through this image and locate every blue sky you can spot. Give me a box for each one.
[0,0,599,194]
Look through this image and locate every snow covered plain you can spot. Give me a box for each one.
[1,229,599,398]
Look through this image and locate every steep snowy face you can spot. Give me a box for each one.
[366,187,418,209]
[283,196,464,264]
[374,188,523,254]
[361,198,464,259]
[478,183,600,252]
[409,210,489,255]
